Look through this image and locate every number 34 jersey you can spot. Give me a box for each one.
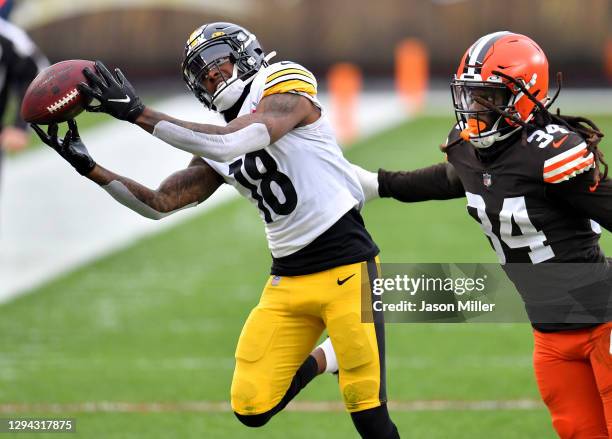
[204,61,365,258]
[446,123,603,265]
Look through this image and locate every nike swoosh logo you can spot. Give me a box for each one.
[337,274,356,286]
[552,134,569,148]
[108,95,131,103]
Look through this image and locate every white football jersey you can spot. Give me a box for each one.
[204,61,364,258]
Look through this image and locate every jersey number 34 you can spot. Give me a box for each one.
[466,192,555,264]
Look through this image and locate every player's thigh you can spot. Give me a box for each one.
[325,258,386,412]
[533,330,608,439]
[231,279,324,415]
[590,323,612,436]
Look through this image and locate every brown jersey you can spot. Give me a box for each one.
[378,123,611,331]
[446,123,603,264]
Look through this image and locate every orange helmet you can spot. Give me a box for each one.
[451,31,549,148]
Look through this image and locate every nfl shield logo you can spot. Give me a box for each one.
[482,173,492,187]
[271,275,281,286]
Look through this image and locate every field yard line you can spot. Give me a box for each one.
[0,399,545,413]
[0,91,407,305]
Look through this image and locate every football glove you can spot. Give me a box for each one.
[78,60,145,122]
[31,120,96,176]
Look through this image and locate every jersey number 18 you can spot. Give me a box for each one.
[229,150,298,223]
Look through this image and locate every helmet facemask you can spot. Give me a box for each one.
[451,78,520,148]
[451,32,550,149]
[182,28,264,111]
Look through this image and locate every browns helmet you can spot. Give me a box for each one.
[451,31,549,148]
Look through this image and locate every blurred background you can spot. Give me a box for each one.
[14,0,612,85]
[0,1,610,438]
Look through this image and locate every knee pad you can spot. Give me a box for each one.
[230,376,261,414]
[234,410,272,428]
[350,404,399,439]
[342,378,380,410]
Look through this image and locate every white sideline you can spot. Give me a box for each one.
[0,91,408,304]
[0,399,545,413]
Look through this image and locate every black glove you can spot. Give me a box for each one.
[78,60,145,122]
[31,120,96,176]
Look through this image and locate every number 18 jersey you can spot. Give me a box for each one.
[204,61,365,259]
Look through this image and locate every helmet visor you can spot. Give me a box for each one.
[183,41,234,85]
[451,81,513,135]
[451,82,512,115]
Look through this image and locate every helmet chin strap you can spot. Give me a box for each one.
[212,50,276,112]
[470,134,498,149]
[469,125,522,148]
[466,116,521,149]
[213,64,255,112]
[263,51,277,64]
[468,117,502,148]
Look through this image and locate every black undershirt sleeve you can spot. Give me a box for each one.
[378,162,465,202]
[546,170,612,231]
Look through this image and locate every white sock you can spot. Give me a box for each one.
[318,337,338,373]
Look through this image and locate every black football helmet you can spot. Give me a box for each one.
[181,22,267,111]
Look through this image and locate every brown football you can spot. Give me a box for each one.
[20,59,95,125]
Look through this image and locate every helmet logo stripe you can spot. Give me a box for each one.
[465,31,511,75]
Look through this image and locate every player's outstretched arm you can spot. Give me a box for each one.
[134,92,316,162]
[78,61,315,162]
[88,156,223,220]
[32,120,223,220]
[352,162,465,203]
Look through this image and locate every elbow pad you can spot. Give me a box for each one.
[152,121,271,162]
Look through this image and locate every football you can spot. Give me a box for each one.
[20,59,95,125]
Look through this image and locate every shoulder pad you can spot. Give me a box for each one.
[260,61,317,98]
[532,125,595,183]
[525,123,583,151]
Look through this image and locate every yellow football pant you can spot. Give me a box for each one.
[231,257,386,415]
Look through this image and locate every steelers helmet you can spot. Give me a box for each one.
[181,22,267,111]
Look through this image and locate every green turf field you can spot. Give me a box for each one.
[1,115,610,438]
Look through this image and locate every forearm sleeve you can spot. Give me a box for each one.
[152,121,270,162]
[102,180,197,220]
[378,162,465,202]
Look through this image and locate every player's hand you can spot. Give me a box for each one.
[31,120,96,176]
[0,127,29,152]
[78,60,145,122]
